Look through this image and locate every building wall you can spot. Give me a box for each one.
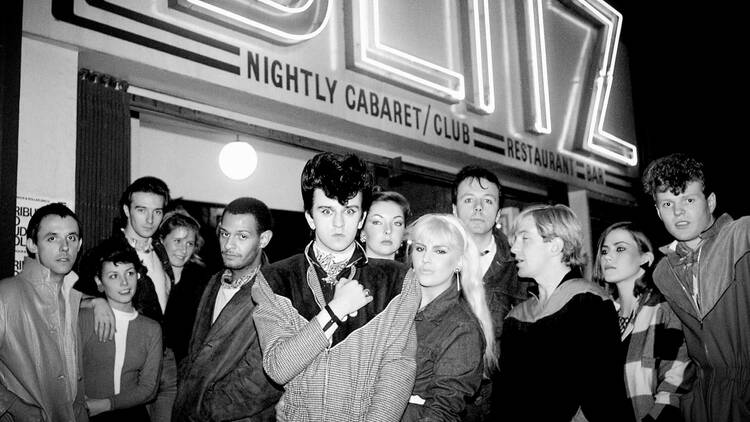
[17,36,77,204]
[132,113,313,211]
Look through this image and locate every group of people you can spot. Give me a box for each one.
[0,151,747,422]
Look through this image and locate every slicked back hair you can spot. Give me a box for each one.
[118,176,171,224]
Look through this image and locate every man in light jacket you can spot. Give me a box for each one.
[0,203,89,421]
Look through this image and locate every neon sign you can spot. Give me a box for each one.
[169,0,331,44]
[85,0,636,166]
[520,0,636,165]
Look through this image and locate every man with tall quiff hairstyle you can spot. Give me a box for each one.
[252,152,419,421]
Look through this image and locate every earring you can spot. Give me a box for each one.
[455,267,462,291]
[360,232,367,243]
[495,221,502,230]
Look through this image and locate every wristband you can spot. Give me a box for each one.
[324,304,343,326]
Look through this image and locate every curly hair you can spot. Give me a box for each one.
[301,152,373,212]
[642,153,710,200]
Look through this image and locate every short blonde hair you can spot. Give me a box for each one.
[513,204,586,268]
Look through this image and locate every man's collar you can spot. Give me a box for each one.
[20,256,78,289]
[121,227,153,253]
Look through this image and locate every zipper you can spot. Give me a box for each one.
[667,261,711,366]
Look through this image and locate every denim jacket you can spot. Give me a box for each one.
[402,280,485,422]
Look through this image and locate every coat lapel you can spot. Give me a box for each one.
[204,279,257,342]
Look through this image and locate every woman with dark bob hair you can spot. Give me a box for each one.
[594,221,693,421]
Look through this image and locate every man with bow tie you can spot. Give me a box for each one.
[173,197,281,421]
[642,153,750,422]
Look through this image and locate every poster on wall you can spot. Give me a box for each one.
[15,195,72,275]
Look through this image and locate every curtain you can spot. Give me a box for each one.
[75,68,130,252]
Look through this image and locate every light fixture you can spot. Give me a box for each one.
[219,135,258,180]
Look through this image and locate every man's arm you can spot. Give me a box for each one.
[200,347,282,421]
[79,295,115,342]
[0,300,43,421]
[365,272,420,421]
[251,273,372,385]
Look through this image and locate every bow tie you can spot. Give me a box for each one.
[675,242,699,266]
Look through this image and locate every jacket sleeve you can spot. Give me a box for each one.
[646,303,694,421]
[111,321,163,410]
[200,346,281,421]
[366,272,419,421]
[251,273,330,385]
[406,323,485,422]
[0,299,22,415]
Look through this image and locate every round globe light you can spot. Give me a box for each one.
[219,141,257,180]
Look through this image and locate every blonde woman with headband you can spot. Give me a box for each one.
[401,214,495,422]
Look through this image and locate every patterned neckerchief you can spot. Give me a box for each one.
[221,266,260,289]
[312,242,355,285]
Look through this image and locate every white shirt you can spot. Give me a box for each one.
[112,307,138,394]
[212,286,241,323]
[479,238,497,277]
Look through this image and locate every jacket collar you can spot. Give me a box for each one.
[660,213,731,264]
[416,279,460,323]
[510,270,606,323]
[304,241,368,274]
[20,256,79,289]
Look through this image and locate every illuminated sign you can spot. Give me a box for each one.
[345,0,494,114]
[169,0,331,44]
[41,0,639,198]
[519,0,636,165]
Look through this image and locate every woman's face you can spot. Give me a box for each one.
[411,233,461,292]
[599,228,645,284]
[363,200,406,259]
[510,215,551,279]
[163,226,197,268]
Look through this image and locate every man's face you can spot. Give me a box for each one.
[655,180,715,248]
[305,189,365,254]
[123,192,165,239]
[453,177,501,236]
[27,215,82,280]
[219,212,271,271]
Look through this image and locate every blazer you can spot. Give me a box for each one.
[173,271,282,422]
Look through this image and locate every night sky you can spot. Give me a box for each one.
[605,1,747,243]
